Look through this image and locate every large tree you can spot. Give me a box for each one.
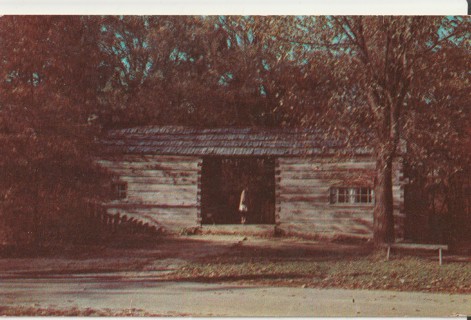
[0,16,112,245]
[280,16,471,245]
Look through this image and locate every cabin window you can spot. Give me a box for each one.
[112,182,127,200]
[330,187,374,204]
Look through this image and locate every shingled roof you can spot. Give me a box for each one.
[101,126,372,157]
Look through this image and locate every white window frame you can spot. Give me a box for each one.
[112,181,127,200]
[330,187,374,205]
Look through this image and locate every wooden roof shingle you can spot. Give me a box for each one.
[101,126,372,157]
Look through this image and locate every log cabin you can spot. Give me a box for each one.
[98,126,405,239]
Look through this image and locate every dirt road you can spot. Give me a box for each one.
[1,275,470,316]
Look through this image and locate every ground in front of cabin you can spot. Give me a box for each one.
[1,235,471,316]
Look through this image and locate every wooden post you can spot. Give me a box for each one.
[439,248,443,266]
[129,218,136,234]
[196,158,203,226]
[121,215,128,234]
[101,208,106,226]
[386,246,391,261]
[105,214,111,230]
[113,213,120,233]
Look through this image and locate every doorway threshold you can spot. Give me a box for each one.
[201,224,276,236]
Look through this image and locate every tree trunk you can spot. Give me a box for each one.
[32,172,42,248]
[373,154,395,246]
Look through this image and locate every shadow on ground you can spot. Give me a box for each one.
[0,235,374,278]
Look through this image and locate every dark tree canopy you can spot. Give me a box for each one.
[0,16,112,245]
[0,15,469,246]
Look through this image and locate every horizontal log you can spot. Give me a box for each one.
[282,208,403,220]
[118,197,197,207]
[277,185,329,195]
[120,176,198,185]
[280,210,369,219]
[279,162,376,172]
[103,202,199,209]
[279,210,373,220]
[98,160,200,171]
[278,178,332,188]
[277,216,373,226]
[278,194,329,202]
[278,157,375,165]
[107,206,196,216]
[127,187,197,196]
[126,192,197,204]
[201,225,275,233]
[288,226,372,236]
[127,184,197,193]
[280,203,374,214]
[280,171,375,181]
[103,168,198,178]
[101,155,202,163]
[98,156,201,165]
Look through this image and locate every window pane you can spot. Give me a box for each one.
[112,182,127,200]
[338,188,348,203]
[355,188,362,203]
[349,188,356,203]
[330,188,337,204]
[359,188,366,203]
[330,187,374,204]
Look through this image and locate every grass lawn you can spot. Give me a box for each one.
[170,243,471,294]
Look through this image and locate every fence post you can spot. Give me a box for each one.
[129,218,136,234]
[112,213,120,233]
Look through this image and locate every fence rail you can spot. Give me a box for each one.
[86,202,159,236]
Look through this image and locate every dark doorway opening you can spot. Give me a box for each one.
[201,157,275,225]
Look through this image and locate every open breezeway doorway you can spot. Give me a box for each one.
[201,157,276,225]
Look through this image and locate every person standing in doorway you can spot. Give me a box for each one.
[239,187,249,224]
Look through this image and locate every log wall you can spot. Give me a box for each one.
[276,157,404,239]
[98,155,201,233]
[97,154,404,238]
